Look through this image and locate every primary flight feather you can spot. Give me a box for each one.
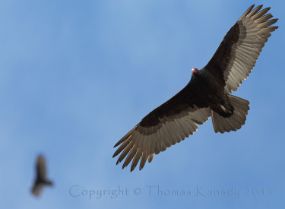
[113,5,278,171]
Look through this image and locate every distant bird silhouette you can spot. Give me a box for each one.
[113,5,278,171]
[31,155,53,196]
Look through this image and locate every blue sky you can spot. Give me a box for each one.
[0,0,284,208]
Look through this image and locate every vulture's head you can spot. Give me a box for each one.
[191,68,200,77]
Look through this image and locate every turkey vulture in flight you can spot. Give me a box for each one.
[113,5,278,171]
[31,155,53,196]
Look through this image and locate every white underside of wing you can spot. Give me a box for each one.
[225,5,277,92]
[113,107,210,171]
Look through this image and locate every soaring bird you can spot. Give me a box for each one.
[113,5,278,171]
[31,155,53,196]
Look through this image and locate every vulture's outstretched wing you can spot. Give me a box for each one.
[32,182,44,196]
[205,4,278,92]
[36,155,47,179]
[113,85,210,171]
